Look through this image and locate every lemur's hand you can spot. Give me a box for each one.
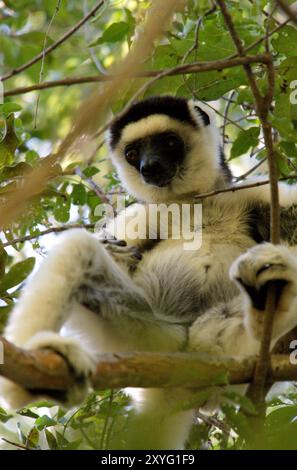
[101,237,142,271]
[230,243,297,344]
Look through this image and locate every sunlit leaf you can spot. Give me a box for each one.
[0,257,35,292]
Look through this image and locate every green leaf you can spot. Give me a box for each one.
[0,114,20,169]
[0,116,7,143]
[230,127,260,159]
[62,439,82,450]
[25,150,40,167]
[0,305,12,331]
[18,408,40,419]
[90,22,130,46]
[280,141,297,159]
[0,257,35,292]
[83,166,100,178]
[264,405,297,449]
[266,405,297,428]
[0,244,8,278]
[26,427,39,448]
[221,404,251,439]
[45,429,58,449]
[71,184,87,205]
[53,196,70,223]
[0,103,22,116]
[223,391,257,415]
[35,415,57,431]
[179,66,246,101]
[272,26,297,56]
[87,192,101,212]
[172,389,214,412]
[0,407,13,423]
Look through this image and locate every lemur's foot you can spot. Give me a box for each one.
[26,332,96,403]
[101,238,142,271]
[230,243,297,343]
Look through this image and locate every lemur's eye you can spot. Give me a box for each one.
[165,133,180,148]
[125,148,138,165]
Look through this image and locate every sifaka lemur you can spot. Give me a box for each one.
[2,95,297,449]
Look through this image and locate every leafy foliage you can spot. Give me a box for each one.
[0,0,297,450]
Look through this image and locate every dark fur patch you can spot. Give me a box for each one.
[242,279,288,311]
[109,96,199,149]
[219,147,233,182]
[194,105,210,126]
[246,202,297,245]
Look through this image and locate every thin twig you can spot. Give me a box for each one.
[194,173,297,200]
[75,167,111,205]
[83,0,107,75]
[222,91,236,149]
[2,223,95,248]
[182,16,202,64]
[217,1,264,108]
[196,410,231,436]
[261,5,282,25]
[201,100,245,131]
[228,17,290,58]
[34,0,62,128]
[100,390,114,450]
[1,438,29,450]
[234,156,267,182]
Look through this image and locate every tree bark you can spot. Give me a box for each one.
[0,337,296,392]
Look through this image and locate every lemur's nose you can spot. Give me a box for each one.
[140,157,163,178]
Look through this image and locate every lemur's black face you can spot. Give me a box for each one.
[124,131,185,187]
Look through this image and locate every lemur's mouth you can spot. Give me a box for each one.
[142,175,174,188]
[155,178,174,187]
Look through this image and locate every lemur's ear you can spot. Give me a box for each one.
[193,105,210,127]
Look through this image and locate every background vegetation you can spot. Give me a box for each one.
[0,0,297,450]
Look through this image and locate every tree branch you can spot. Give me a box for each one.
[3,55,269,98]
[217,0,279,407]
[0,337,296,391]
[0,1,105,82]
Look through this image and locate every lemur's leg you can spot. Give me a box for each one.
[4,229,186,391]
[189,243,297,357]
[3,229,151,384]
[5,229,142,343]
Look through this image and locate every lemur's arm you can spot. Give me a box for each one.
[190,243,297,357]
[102,203,151,246]
[228,178,297,208]
[100,203,159,270]
[5,229,108,347]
